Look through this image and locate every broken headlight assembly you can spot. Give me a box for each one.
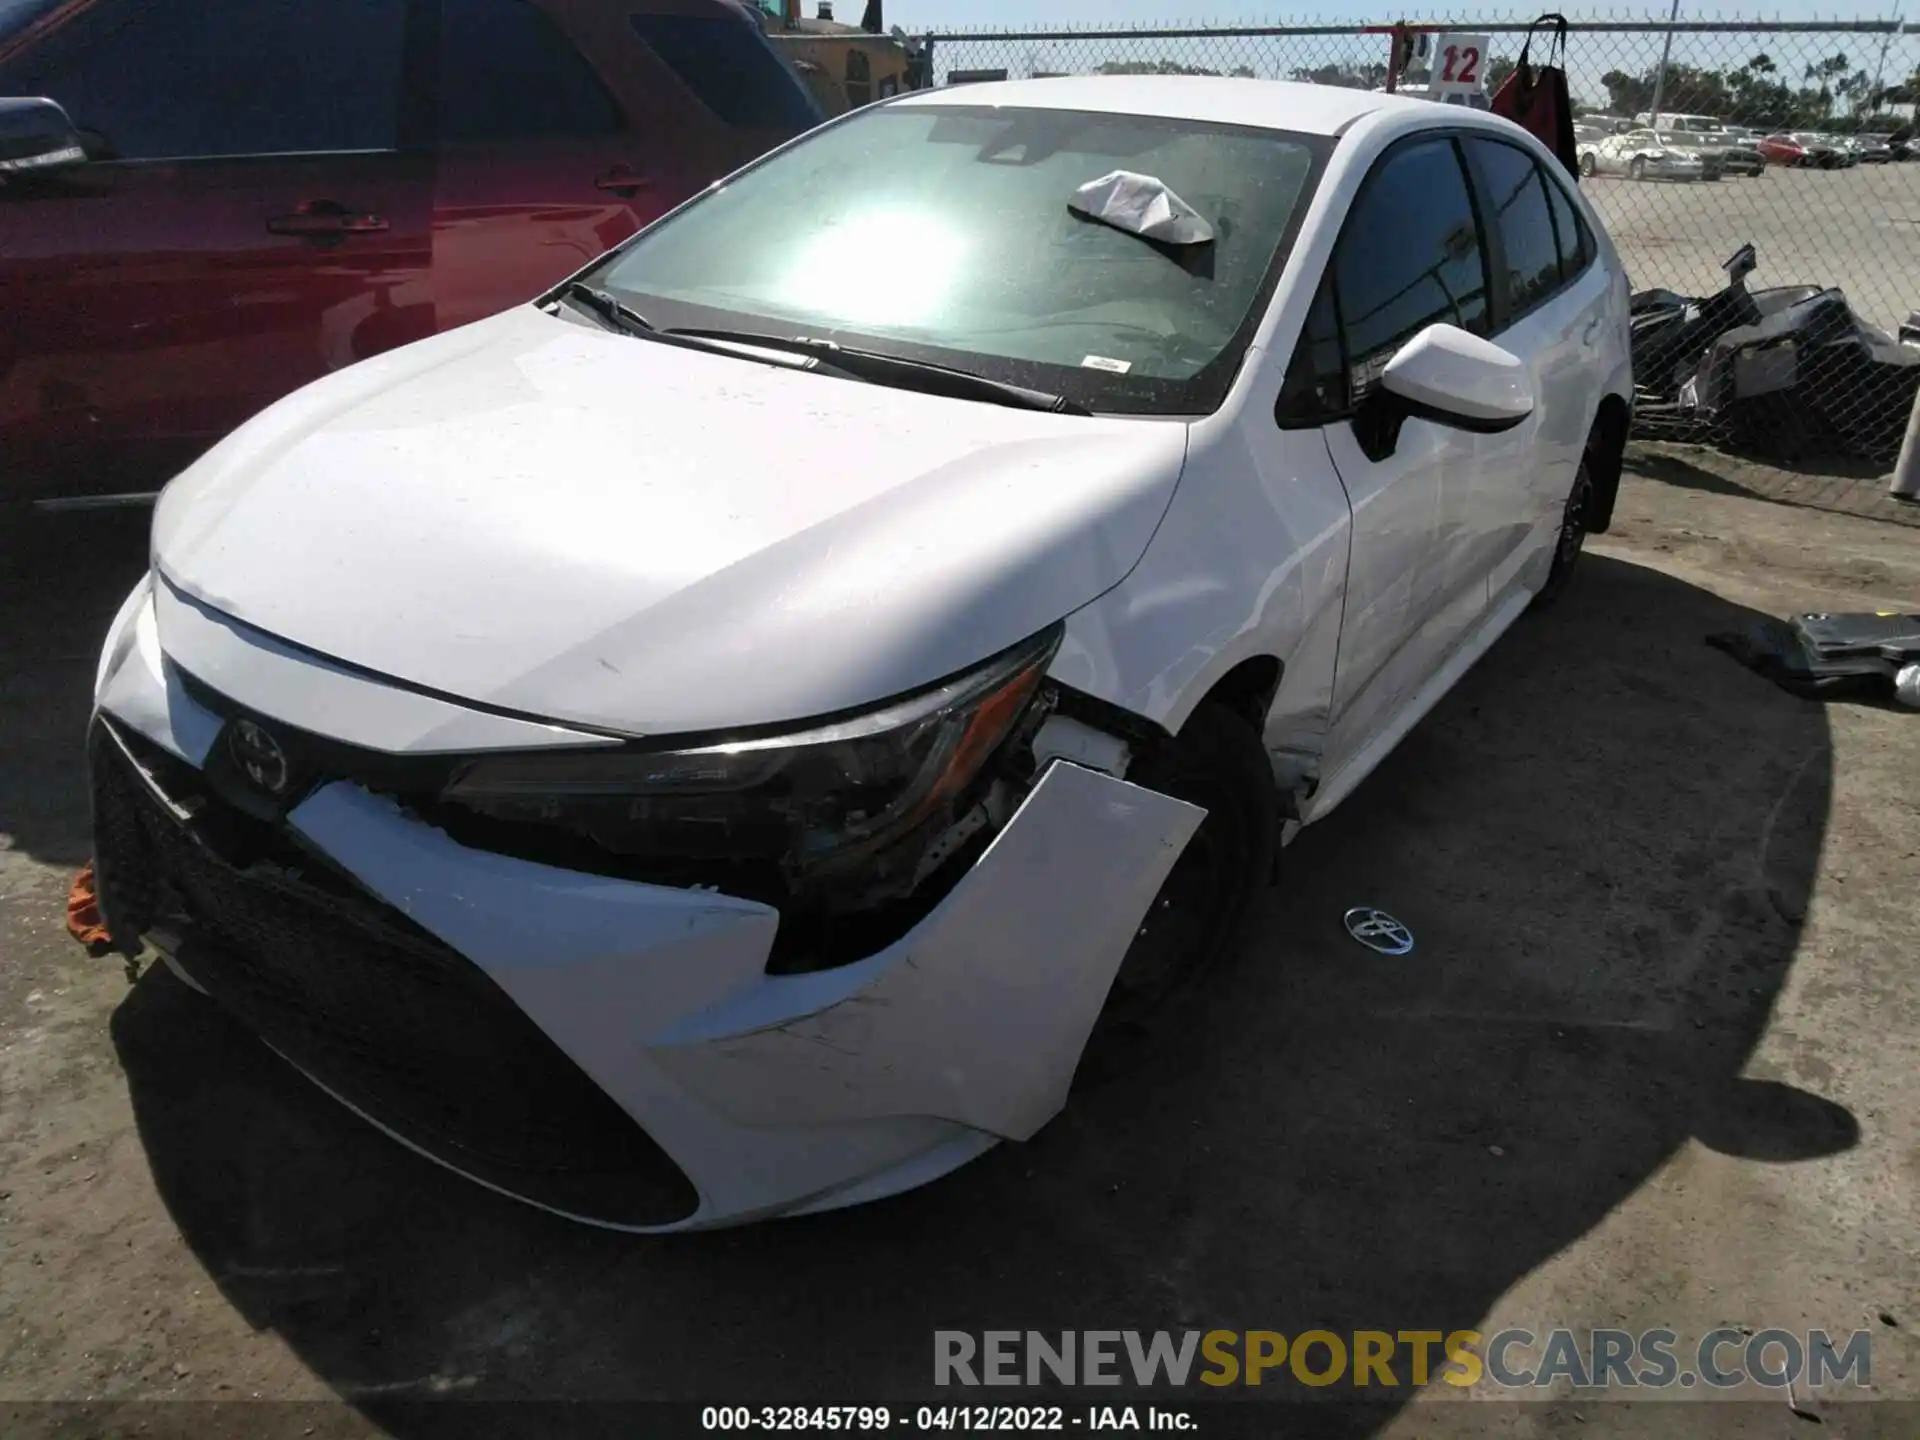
[438,625,1063,885]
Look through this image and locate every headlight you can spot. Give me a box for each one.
[440,626,1062,879]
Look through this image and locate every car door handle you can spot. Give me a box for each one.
[594,166,653,197]
[267,201,390,237]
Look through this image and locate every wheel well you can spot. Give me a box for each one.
[1586,394,1630,535]
[1194,656,1283,737]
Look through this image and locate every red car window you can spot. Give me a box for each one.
[629,10,823,131]
[440,0,624,143]
[0,0,406,160]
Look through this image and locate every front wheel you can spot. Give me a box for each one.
[1629,156,1647,181]
[1075,702,1277,1085]
[1531,453,1594,610]
[1580,152,1597,178]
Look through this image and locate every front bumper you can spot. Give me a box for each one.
[90,578,1205,1230]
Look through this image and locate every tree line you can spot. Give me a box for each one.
[1064,50,1915,132]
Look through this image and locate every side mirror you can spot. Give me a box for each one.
[0,97,88,178]
[1352,323,1533,461]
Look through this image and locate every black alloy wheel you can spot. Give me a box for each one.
[1075,702,1277,1085]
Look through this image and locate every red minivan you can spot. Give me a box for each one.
[0,0,822,509]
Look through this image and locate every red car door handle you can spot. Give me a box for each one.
[268,201,390,237]
[594,166,653,197]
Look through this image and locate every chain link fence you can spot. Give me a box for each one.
[918,14,1920,468]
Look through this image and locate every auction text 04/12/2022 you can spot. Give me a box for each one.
[700,1405,1195,1431]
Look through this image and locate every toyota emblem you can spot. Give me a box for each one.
[228,718,291,796]
[1343,907,1415,956]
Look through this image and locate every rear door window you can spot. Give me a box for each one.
[1464,137,1565,322]
[629,11,822,132]
[0,0,405,160]
[1541,165,1592,281]
[439,0,623,143]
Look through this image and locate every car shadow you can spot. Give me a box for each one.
[0,508,154,872]
[106,552,1849,1435]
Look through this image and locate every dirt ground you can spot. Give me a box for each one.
[1583,161,1920,335]
[2,454,1918,1439]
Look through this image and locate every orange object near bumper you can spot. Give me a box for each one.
[67,861,112,953]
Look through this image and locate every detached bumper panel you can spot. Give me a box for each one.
[89,719,701,1228]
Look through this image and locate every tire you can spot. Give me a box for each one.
[1075,702,1277,1085]
[1580,152,1596,178]
[1629,156,1646,181]
[1531,448,1596,611]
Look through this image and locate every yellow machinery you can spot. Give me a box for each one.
[751,0,928,118]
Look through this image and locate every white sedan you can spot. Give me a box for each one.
[89,77,1633,1231]
[1583,128,1707,182]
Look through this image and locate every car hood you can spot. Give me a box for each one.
[152,307,1189,738]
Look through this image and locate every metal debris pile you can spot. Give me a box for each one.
[1631,243,1920,463]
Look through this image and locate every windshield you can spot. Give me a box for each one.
[583,102,1330,415]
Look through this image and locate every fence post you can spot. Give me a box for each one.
[1647,0,1682,125]
[1892,386,1920,501]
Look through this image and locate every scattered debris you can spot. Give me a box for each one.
[65,861,111,955]
[1631,242,1920,462]
[1707,611,1920,704]
[1342,906,1415,955]
[1787,1374,1823,1424]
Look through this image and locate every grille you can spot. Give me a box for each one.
[89,719,700,1228]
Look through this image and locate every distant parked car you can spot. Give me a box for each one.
[0,0,825,511]
[1805,133,1861,167]
[1846,133,1894,163]
[1757,132,1846,168]
[1636,110,1724,135]
[1860,131,1912,161]
[1586,129,1705,182]
[1654,127,1765,178]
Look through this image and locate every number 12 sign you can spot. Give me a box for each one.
[1430,33,1491,97]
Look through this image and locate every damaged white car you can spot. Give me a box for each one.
[89,77,1633,1230]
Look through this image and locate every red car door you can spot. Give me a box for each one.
[0,0,434,508]
[427,0,657,331]
[427,0,821,332]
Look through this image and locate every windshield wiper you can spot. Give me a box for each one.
[551,281,657,336]
[661,327,1092,415]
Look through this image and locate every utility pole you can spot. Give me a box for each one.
[1868,8,1906,115]
[1893,386,1920,500]
[1647,0,1682,126]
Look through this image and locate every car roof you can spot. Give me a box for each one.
[893,75,1428,137]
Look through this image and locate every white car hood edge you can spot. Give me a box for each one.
[153,308,1190,738]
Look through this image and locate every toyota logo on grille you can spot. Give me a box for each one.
[1343,907,1415,956]
[228,719,291,796]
